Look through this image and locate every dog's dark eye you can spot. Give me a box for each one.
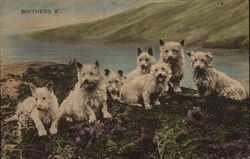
[165,50,169,53]
[201,59,205,62]
[162,67,165,70]
[155,68,158,71]
[108,81,112,84]
[115,80,119,83]
[194,59,198,62]
[82,73,86,76]
[35,98,38,101]
[173,49,179,53]
[90,72,94,76]
[42,97,46,100]
[145,58,149,62]
[139,59,142,61]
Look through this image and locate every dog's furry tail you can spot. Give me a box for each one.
[4,115,18,122]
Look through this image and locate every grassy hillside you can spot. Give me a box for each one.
[1,62,249,158]
[19,0,249,48]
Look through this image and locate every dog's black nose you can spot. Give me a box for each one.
[196,66,201,69]
[84,79,89,83]
[168,56,173,60]
[111,89,117,94]
[158,73,163,77]
[37,105,42,110]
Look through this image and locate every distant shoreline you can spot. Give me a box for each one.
[14,34,249,50]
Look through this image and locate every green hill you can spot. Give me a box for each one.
[19,0,249,48]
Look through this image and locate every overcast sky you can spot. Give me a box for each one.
[0,0,169,30]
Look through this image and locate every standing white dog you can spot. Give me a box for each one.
[159,39,185,93]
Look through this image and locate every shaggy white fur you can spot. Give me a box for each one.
[125,47,156,82]
[187,51,248,101]
[159,39,185,93]
[104,69,125,102]
[58,61,112,123]
[121,62,172,109]
[5,82,59,136]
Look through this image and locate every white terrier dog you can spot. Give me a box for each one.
[104,69,125,102]
[187,51,248,101]
[58,61,112,123]
[121,62,172,109]
[125,47,156,82]
[159,39,185,93]
[5,82,59,136]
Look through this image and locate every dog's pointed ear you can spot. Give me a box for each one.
[75,61,83,72]
[137,48,143,56]
[95,60,99,66]
[179,39,185,47]
[117,70,124,78]
[45,81,54,92]
[30,83,37,94]
[186,51,193,57]
[104,69,110,76]
[159,39,165,46]
[206,52,213,62]
[95,61,100,69]
[148,47,153,56]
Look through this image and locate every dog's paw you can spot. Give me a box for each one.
[174,87,182,93]
[49,127,58,135]
[38,129,47,136]
[154,100,161,106]
[103,112,112,118]
[132,103,143,107]
[89,118,96,123]
[88,115,97,123]
[66,117,73,122]
[145,105,152,110]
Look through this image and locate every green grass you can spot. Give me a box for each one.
[19,0,249,48]
[1,62,249,158]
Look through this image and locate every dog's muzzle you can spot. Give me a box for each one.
[195,66,204,72]
[164,57,176,64]
[167,57,173,62]
[110,89,120,96]
[156,74,166,83]
[36,105,46,111]
[141,65,148,72]
[36,107,43,111]
[81,80,97,91]
[168,56,173,60]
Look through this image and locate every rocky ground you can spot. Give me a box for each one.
[1,62,249,159]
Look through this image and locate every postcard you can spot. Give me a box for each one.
[1,0,249,158]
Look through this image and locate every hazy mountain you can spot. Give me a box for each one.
[19,0,249,48]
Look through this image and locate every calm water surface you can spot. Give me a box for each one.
[1,30,249,91]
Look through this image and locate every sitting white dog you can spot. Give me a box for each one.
[187,51,248,101]
[57,61,112,123]
[121,62,172,109]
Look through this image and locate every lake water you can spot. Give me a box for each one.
[1,30,249,91]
